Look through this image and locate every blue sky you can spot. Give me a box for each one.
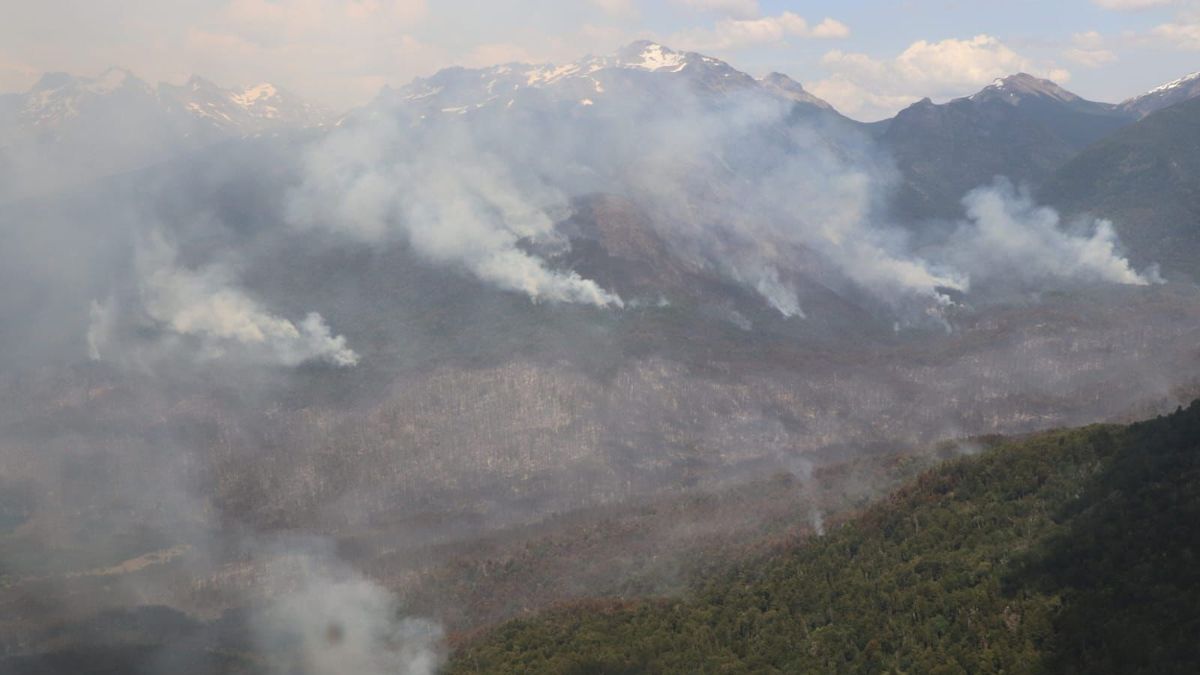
[2,0,1197,120]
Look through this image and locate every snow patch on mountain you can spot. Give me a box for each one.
[376,41,833,120]
[626,42,688,72]
[4,69,331,139]
[969,73,1081,105]
[1147,71,1200,95]
[1120,70,1200,119]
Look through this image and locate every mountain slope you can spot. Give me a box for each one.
[1120,71,1200,119]
[1041,95,1200,279]
[882,74,1134,222]
[450,401,1200,674]
[158,77,331,135]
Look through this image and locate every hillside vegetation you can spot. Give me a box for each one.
[1043,96,1200,279]
[450,401,1200,674]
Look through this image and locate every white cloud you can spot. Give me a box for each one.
[0,55,37,93]
[810,18,852,39]
[1073,30,1107,49]
[671,0,762,19]
[1065,47,1118,66]
[1092,0,1175,9]
[810,35,1069,121]
[1065,31,1118,66]
[221,0,429,41]
[1153,19,1200,48]
[672,12,848,51]
[462,43,538,67]
[589,0,638,18]
[176,0,436,106]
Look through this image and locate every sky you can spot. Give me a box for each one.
[1,0,1198,120]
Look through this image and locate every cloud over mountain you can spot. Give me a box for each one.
[811,35,1071,121]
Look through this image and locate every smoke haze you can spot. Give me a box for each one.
[0,40,1195,674]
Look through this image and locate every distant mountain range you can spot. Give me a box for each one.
[1119,70,1200,119]
[0,40,1198,288]
[2,43,1199,673]
[0,68,331,200]
[879,74,1134,222]
[3,42,1194,148]
[0,67,330,142]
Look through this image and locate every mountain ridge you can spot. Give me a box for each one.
[366,41,837,121]
[0,68,332,138]
[1120,70,1200,119]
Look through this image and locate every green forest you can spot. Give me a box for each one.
[449,401,1200,674]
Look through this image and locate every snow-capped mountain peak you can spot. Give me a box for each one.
[1120,70,1200,119]
[231,83,278,107]
[379,41,827,118]
[1147,70,1200,95]
[512,42,721,88]
[16,68,155,129]
[2,68,331,145]
[159,77,331,132]
[24,67,150,98]
[970,73,1080,105]
[614,41,690,72]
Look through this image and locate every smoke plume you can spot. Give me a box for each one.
[946,179,1160,289]
[88,234,359,368]
[286,114,623,308]
[253,547,443,675]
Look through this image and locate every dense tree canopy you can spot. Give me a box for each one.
[450,401,1200,674]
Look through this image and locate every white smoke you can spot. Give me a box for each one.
[947,180,1161,288]
[286,115,623,308]
[254,552,443,675]
[811,508,826,537]
[88,235,359,367]
[622,93,965,318]
[86,298,116,361]
[283,74,1156,325]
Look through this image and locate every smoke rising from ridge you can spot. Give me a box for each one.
[0,42,1193,675]
[253,546,443,675]
[285,80,971,322]
[611,90,966,319]
[945,179,1161,289]
[87,234,359,368]
[286,114,623,308]
[283,67,1151,326]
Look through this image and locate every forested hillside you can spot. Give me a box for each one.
[1042,96,1200,279]
[450,401,1200,674]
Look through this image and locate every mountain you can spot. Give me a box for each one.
[758,71,834,111]
[367,41,839,120]
[450,400,1200,674]
[0,69,330,200]
[158,76,331,135]
[2,42,1200,675]
[0,68,330,142]
[1120,71,1200,119]
[881,73,1134,222]
[1042,95,1200,279]
[0,68,162,144]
